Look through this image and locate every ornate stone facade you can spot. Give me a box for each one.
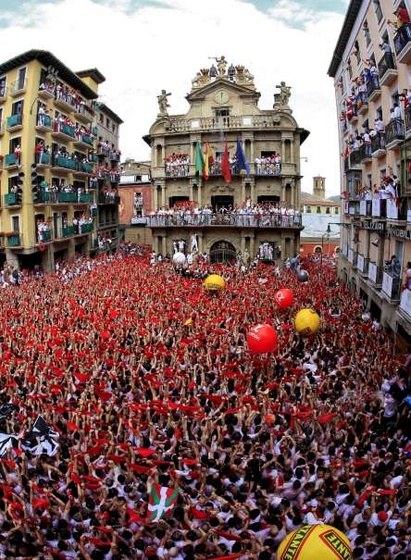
[144,57,310,263]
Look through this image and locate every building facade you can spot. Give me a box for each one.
[0,50,122,271]
[144,58,309,264]
[328,0,411,346]
[300,176,341,256]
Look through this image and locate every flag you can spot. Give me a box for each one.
[195,141,204,176]
[22,415,59,457]
[0,433,18,457]
[146,483,179,523]
[203,142,213,180]
[0,403,18,423]
[235,137,250,177]
[221,141,231,184]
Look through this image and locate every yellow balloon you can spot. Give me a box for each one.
[295,308,321,335]
[277,524,352,560]
[204,274,226,292]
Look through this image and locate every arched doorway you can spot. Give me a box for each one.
[209,240,237,264]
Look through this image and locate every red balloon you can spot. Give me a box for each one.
[247,324,278,355]
[274,288,294,309]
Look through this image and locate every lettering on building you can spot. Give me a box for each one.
[388,227,411,240]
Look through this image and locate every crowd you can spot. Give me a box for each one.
[148,202,302,228]
[0,246,409,559]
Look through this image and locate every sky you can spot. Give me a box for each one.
[0,0,349,196]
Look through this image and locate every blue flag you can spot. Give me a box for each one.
[235,138,250,177]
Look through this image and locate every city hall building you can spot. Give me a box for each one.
[144,58,309,263]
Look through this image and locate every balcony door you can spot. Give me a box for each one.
[169,196,189,208]
[211,195,233,212]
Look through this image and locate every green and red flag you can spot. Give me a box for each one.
[146,483,179,523]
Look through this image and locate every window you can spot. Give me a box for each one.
[99,114,104,124]
[373,0,383,24]
[347,59,353,80]
[12,215,20,232]
[316,206,321,214]
[0,76,6,97]
[106,118,110,128]
[16,67,26,91]
[326,207,331,214]
[306,205,311,213]
[334,207,339,214]
[12,100,23,115]
[363,20,371,46]
[8,137,21,154]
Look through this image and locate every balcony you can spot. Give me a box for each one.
[356,254,369,277]
[54,95,75,113]
[399,288,411,317]
[386,199,405,221]
[98,192,120,204]
[73,134,95,150]
[368,262,383,287]
[377,52,397,86]
[343,149,361,171]
[382,270,401,301]
[359,200,372,217]
[4,193,21,206]
[109,151,121,162]
[360,143,372,162]
[37,191,81,204]
[357,92,368,115]
[38,84,55,100]
[385,119,405,149]
[52,155,76,171]
[4,153,20,168]
[6,234,22,247]
[366,74,380,102]
[393,23,411,64]
[78,192,94,203]
[36,114,53,132]
[9,79,26,97]
[35,152,51,166]
[405,104,411,139]
[73,105,94,125]
[372,198,386,218]
[73,162,94,177]
[62,225,75,237]
[51,122,76,142]
[6,113,23,131]
[371,132,386,157]
[147,212,303,229]
[0,85,7,102]
[78,222,93,234]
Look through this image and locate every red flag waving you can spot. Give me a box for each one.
[221,141,231,184]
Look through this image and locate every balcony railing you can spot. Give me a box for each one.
[356,254,369,276]
[6,113,22,129]
[359,200,372,217]
[52,122,76,139]
[366,73,380,100]
[35,152,51,165]
[4,153,19,167]
[98,193,120,204]
[78,192,94,203]
[147,212,303,228]
[4,193,21,206]
[162,113,296,132]
[36,114,53,129]
[52,155,77,170]
[378,52,397,85]
[37,191,85,204]
[393,23,411,63]
[371,132,385,155]
[10,79,26,95]
[78,222,93,234]
[382,270,401,300]
[372,198,386,218]
[368,262,383,286]
[385,118,405,146]
[62,225,75,237]
[6,234,22,246]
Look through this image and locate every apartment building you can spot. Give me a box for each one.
[328,0,411,346]
[0,50,122,271]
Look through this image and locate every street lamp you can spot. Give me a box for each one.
[321,223,332,266]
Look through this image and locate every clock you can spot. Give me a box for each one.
[215,89,230,104]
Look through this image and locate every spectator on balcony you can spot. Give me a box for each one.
[14,144,21,165]
[379,39,392,55]
[374,116,384,134]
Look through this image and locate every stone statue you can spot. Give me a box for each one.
[276,81,291,105]
[210,55,228,76]
[191,72,202,87]
[157,89,171,116]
